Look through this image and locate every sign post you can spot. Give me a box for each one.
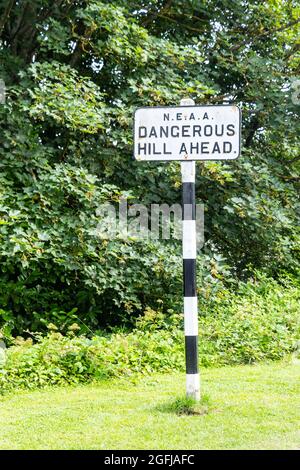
[180,98,199,400]
[134,100,241,401]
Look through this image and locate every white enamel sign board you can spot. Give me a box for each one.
[134,105,241,161]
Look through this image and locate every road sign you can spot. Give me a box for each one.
[134,104,241,161]
[133,98,242,401]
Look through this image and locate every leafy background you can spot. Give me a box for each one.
[0,0,299,337]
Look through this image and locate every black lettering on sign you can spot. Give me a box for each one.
[160,126,169,138]
[171,126,180,137]
[139,127,147,138]
[163,143,172,155]
[190,143,199,154]
[149,126,157,138]
[203,112,209,120]
[182,125,191,137]
[226,124,235,136]
[177,113,182,120]
[190,113,195,120]
[164,113,170,121]
[138,143,147,154]
[212,142,221,153]
[201,142,209,154]
[223,142,232,153]
[179,143,188,154]
[204,125,213,136]
[215,124,224,137]
[193,125,201,137]
[153,144,161,155]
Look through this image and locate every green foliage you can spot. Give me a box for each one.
[158,394,212,415]
[27,62,109,133]
[199,275,300,366]
[0,329,183,392]
[1,276,299,393]
[1,364,300,450]
[0,1,299,331]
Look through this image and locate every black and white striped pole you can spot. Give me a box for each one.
[180,98,200,401]
[134,99,241,401]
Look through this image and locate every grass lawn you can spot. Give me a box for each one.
[0,361,299,450]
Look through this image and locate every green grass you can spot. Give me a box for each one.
[0,361,299,450]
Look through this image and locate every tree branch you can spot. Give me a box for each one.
[230,18,300,53]
[286,155,300,164]
[245,116,261,148]
[282,176,300,182]
[0,0,15,36]
[141,0,173,27]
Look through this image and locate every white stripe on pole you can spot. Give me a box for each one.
[184,297,198,336]
[181,161,196,183]
[182,220,197,259]
[186,374,200,397]
[180,97,200,402]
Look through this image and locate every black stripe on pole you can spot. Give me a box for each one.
[182,182,196,220]
[185,336,199,374]
[183,259,196,297]
[182,178,197,369]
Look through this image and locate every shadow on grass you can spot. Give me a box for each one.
[156,394,214,416]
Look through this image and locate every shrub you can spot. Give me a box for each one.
[0,329,184,392]
[199,276,300,366]
[0,276,299,393]
[158,394,212,415]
